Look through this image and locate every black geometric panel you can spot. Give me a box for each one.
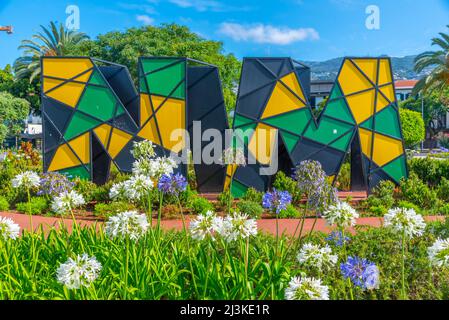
[92,133,111,185]
[238,58,276,97]
[235,82,276,120]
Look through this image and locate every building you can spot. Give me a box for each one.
[395,80,419,101]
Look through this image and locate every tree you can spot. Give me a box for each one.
[398,108,425,148]
[414,25,449,94]
[0,92,30,145]
[75,23,241,112]
[13,21,89,82]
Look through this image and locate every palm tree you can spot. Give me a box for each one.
[13,21,89,82]
[414,25,449,94]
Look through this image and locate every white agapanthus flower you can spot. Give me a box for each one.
[132,156,177,179]
[109,180,130,200]
[11,171,40,189]
[51,190,85,215]
[189,211,223,240]
[126,174,153,201]
[323,201,359,228]
[220,147,246,167]
[56,253,102,289]
[105,211,149,241]
[285,276,329,300]
[131,140,155,159]
[217,212,257,242]
[428,238,449,268]
[0,216,20,240]
[384,207,426,238]
[297,243,338,272]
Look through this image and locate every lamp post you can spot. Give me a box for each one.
[421,94,424,152]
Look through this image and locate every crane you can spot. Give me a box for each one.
[0,26,13,34]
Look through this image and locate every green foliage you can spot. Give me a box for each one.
[236,200,264,219]
[73,178,98,203]
[0,196,9,211]
[438,134,449,149]
[15,197,48,215]
[364,180,396,211]
[408,157,449,186]
[278,204,301,219]
[437,177,449,202]
[217,190,233,209]
[272,171,302,203]
[436,203,449,216]
[399,173,438,209]
[336,162,351,191]
[94,201,136,218]
[242,187,263,203]
[399,108,425,148]
[0,91,30,144]
[188,196,214,215]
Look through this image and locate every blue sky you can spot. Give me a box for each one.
[0,0,448,68]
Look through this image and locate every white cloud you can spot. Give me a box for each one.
[136,15,155,25]
[169,0,249,12]
[219,23,320,45]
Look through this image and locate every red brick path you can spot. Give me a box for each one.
[0,212,444,236]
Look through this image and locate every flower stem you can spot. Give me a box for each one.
[26,188,33,233]
[401,230,407,300]
[157,191,163,232]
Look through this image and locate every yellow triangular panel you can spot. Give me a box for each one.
[338,60,373,96]
[224,164,238,190]
[352,59,378,83]
[359,128,403,167]
[68,133,90,164]
[378,59,392,86]
[248,123,277,165]
[42,58,93,80]
[379,84,395,103]
[137,117,161,145]
[155,98,186,153]
[376,91,391,113]
[108,129,132,159]
[151,95,166,110]
[48,144,82,171]
[345,89,376,124]
[261,81,305,119]
[140,94,153,126]
[280,72,306,102]
[73,70,93,83]
[46,82,86,108]
[93,124,112,148]
[43,78,64,93]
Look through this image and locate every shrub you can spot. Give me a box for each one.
[436,203,449,216]
[161,204,181,219]
[0,196,9,211]
[408,157,449,186]
[279,204,300,218]
[368,205,388,216]
[399,173,438,209]
[73,178,98,202]
[217,190,233,209]
[236,200,264,219]
[242,187,263,203]
[94,201,136,218]
[364,180,395,210]
[438,134,449,149]
[336,162,350,191]
[272,171,301,203]
[437,177,449,202]
[15,197,48,215]
[399,108,425,148]
[188,196,214,214]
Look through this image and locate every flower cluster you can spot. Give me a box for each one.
[51,190,85,215]
[11,171,40,189]
[340,256,380,290]
[285,276,329,300]
[297,243,338,272]
[325,230,350,247]
[126,175,154,201]
[56,254,102,289]
[158,173,187,195]
[427,238,449,268]
[189,211,223,241]
[217,212,258,242]
[37,172,74,197]
[323,202,359,228]
[220,147,246,167]
[105,211,149,241]
[132,156,177,179]
[131,140,155,159]
[0,216,20,240]
[384,207,426,238]
[262,189,292,214]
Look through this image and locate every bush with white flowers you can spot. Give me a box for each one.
[285,276,329,300]
[428,238,449,268]
[323,201,359,228]
[0,216,20,240]
[297,243,338,272]
[189,211,223,240]
[105,211,149,241]
[384,207,426,238]
[56,253,102,289]
[11,171,40,189]
[217,212,258,242]
[51,190,85,215]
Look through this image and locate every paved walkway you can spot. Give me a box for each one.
[0,211,445,236]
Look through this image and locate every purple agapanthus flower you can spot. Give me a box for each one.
[340,256,380,290]
[38,172,74,197]
[262,189,292,214]
[158,173,187,195]
[325,230,350,247]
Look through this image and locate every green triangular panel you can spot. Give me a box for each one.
[330,83,343,100]
[58,165,90,180]
[77,86,117,121]
[139,76,148,93]
[142,59,185,99]
[233,123,257,148]
[374,105,402,139]
[304,116,355,146]
[89,71,107,86]
[330,130,354,152]
[234,113,254,128]
[323,98,354,124]
[263,109,311,134]
[360,117,374,130]
[64,113,101,140]
[231,180,248,198]
[281,131,300,153]
[382,155,407,183]
[115,104,126,117]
